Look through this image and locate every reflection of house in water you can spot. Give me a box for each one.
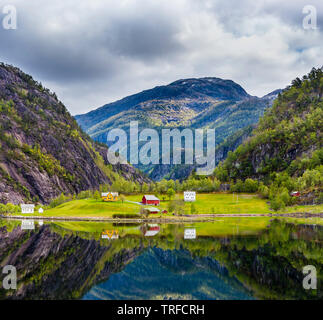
[21,220,35,230]
[101,230,119,240]
[184,228,196,239]
[141,224,160,237]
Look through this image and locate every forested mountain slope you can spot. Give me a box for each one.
[213,68,323,206]
[76,78,277,180]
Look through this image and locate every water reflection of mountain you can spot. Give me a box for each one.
[83,248,253,300]
[0,219,322,300]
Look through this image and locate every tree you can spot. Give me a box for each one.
[190,203,197,214]
[167,179,175,190]
[280,188,291,206]
[93,190,101,202]
[270,196,285,211]
[258,183,269,198]
[167,188,175,201]
[244,178,258,193]
[141,183,149,193]
[213,165,229,182]
[173,200,185,215]
[175,180,182,192]
[213,178,221,191]
[167,200,176,213]
[230,179,244,193]
[120,194,125,203]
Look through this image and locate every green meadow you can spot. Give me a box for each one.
[43,198,140,217]
[24,193,270,218]
[9,193,322,219]
[41,193,270,217]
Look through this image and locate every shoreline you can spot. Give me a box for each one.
[1,212,322,223]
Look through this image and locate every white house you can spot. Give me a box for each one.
[38,208,44,214]
[20,204,35,214]
[184,228,196,239]
[184,191,196,202]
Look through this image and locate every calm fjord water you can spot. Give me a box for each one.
[0,218,322,300]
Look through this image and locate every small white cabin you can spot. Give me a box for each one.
[38,208,44,214]
[184,228,196,239]
[21,204,35,214]
[184,191,196,202]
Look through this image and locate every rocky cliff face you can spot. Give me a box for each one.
[0,63,148,204]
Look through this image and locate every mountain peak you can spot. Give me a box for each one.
[76,76,251,131]
[155,76,250,101]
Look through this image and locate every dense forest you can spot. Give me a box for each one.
[213,68,323,209]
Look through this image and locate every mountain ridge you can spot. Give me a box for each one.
[75,77,251,131]
[75,77,279,180]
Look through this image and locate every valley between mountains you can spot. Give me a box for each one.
[0,63,322,217]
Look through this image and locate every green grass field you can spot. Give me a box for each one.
[12,193,322,219]
[17,193,271,218]
[281,204,323,214]
[125,193,270,214]
[39,199,141,217]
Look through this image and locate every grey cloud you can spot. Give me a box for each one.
[0,0,322,114]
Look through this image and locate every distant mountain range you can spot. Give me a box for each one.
[0,63,148,204]
[76,78,281,180]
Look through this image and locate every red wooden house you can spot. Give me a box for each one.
[142,195,160,206]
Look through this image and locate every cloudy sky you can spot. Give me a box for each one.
[0,0,322,115]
